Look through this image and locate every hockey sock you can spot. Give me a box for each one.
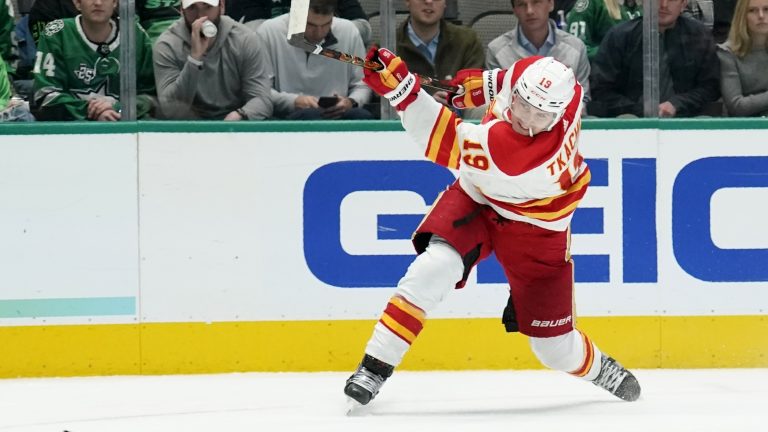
[530,329,603,381]
[365,236,463,366]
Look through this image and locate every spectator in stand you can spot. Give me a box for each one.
[396,0,485,116]
[717,0,768,116]
[32,0,156,120]
[590,0,720,117]
[137,0,181,43]
[1,58,34,121]
[27,0,177,48]
[1,57,13,111]
[714,0,737,42]
[257,0,372,120]
[227,0,372,45]
[8,2,38,101]
[487,0,591,103]
[565,0,642,61]
[153,0,273,120]
[684,0,714,31]
[551,0,576,29]
[1,0,15,69]
[28,0,180,46]
[27,0,77,44]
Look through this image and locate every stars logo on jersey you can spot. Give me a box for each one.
[44,19,65,37]
[95,57,120,76]
[574,0,589,13]
[75,64,97,84]
[73,79,119,104]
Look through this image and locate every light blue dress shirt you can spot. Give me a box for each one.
[406,21,441,65]
[517,21,556,56]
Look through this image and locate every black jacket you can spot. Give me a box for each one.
[589,16,720,117]
[28,0,78,44]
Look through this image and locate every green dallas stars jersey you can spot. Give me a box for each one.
[1,59,11,110]
[136,0,180,43]
[566,0,643,60]
[32,17,156,121]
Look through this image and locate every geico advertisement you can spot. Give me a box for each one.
[2,129,765,326]
[136,129,768,323]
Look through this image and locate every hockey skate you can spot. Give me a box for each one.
[344,354,394,407]
[592,354,641,401]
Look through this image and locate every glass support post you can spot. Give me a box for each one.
[643,0,659,118]
[119,0,137,121]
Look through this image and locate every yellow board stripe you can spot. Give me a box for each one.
[0,316,766,378]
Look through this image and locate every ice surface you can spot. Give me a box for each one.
[0,369,766,432]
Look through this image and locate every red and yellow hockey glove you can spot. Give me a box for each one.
[448,68,505,109]
[363,46,421,111]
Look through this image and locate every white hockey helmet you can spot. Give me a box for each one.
[512,57,576,131]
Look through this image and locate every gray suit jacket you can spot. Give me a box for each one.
[486,19,591,103]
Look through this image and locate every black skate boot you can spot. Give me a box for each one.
[592,354,641,401]
[344,354,394,405]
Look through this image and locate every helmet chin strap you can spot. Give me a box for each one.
[544,112,563,132]
[502,106,536,137]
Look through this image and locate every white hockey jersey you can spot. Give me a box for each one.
[399,56,590,232]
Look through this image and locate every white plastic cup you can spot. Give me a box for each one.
[201,20,218,38]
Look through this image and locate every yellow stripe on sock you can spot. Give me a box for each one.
[380,313,417,344]
[390,296,425,324]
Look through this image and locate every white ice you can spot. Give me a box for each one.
[1,369,766,432]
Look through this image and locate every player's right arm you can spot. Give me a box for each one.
[32,21,89,121]
[362,46,481,170]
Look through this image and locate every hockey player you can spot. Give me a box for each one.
[344,47,641,407]
[32,0,156,121]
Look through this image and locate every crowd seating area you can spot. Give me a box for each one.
[0,0,759,122]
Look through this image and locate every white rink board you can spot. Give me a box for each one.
[1,128,767,326]
[0,134,139,326]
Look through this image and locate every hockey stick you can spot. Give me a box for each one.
[286,0,460,93]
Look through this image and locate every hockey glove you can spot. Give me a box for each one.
[448,68,504,109]
[363,46,421,111]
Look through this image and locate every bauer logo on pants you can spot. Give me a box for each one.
[531,316,573,328]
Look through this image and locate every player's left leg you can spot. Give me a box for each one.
[529,330,640,401]
[494,222,641,401]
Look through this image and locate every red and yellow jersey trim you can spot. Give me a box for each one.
[482,167,591,222]
[424,107,461,169]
